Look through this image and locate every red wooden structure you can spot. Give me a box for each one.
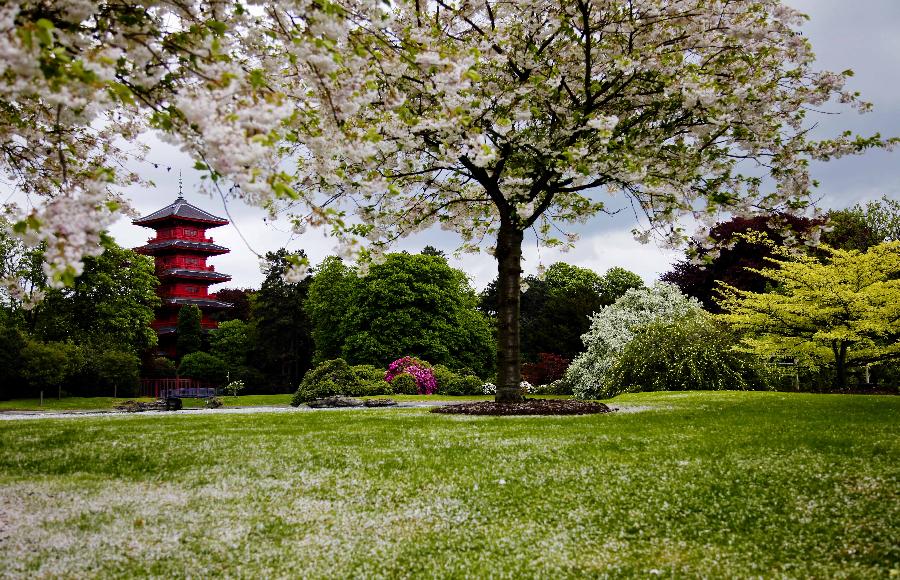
[139,378,217,399]
[133,194,233,357]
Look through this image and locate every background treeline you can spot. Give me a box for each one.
[2,197,898,399]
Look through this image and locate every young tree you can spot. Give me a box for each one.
[718,242,900,389]
[4,2,894,402]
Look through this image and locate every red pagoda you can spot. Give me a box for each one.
[133,194,232,357]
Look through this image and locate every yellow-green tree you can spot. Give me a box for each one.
[718,242,900,388]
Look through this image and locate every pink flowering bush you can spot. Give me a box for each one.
[385,356,437,395]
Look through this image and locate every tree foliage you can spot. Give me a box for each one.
[718,242,900,388]
[251,249,315,390]
[211,288,255,323]
[606,313,769,396]
[661,214,821,311]
[2,234,160,354]
[481,263,643,360]
[176,305,203,357]
[305,256,357,364]
[178,351,228,385]
[316,253,495,377]
[822,195,900,251]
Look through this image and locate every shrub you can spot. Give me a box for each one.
[522,353,570,386]
[348,365,392,396]
[178,352,228,385]
[390,373,418,395]
[482,382,496,395]
[454,375,485,395]
[291,358,358,405]
[224,380,245,397]
[531,379,573,396]
[564,283,703,399]
[603,313,771,398]
[432,365,459,394]
[385,356,436,394]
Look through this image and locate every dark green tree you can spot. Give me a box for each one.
[0,324,26,399]
[480,263,642,360]
[305,256,358,364]
[338,253,495,376]
[420,245,447,259]
[178,351,228,385]
[252,249,315,390]
[209,319,264,388]
[211,287,255,322]
[20,235,159,353]
[176,305,203,356]
[822,196,900,251]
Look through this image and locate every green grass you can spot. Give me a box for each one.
[0,396,158,412]
[0,391,896,577]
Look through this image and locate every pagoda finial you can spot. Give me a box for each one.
[177,171,184,199]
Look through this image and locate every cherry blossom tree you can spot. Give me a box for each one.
[2,1,895,402]
[258,0,893,401]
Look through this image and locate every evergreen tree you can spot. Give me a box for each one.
[176,305,203,357]
[252,249,314,390]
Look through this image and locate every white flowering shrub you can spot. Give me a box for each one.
[566,283,703,399]
[604,313,772,396]
[482,383,496,395]
[520,381,534,394]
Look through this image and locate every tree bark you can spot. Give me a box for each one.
[834,341,848,389]
[494,222,524,403]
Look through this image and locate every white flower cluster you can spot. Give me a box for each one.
[565,283,703,399]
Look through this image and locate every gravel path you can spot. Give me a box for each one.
[0,402,650,421]
[0,401,453,421]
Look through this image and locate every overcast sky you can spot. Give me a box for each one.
[39,2,900,290]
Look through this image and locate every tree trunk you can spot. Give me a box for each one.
[494,223,524,403]
[834,341,848,389]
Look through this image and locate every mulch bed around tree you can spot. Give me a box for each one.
[431,398,613,416]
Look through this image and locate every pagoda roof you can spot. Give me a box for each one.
[133,196,229,228]
[135,239,230,255]
[161,297,233,309]
[157,268,232,282]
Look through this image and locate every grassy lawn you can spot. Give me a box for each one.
[0,391,896,577]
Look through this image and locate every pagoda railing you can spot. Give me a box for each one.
[140,378,219,399]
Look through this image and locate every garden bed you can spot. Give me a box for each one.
[431,398,612,416]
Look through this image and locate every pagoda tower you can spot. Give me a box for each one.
[133,194,232,357]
